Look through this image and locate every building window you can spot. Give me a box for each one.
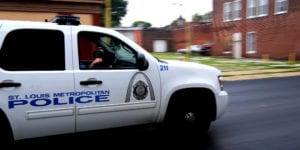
[247,0,268,18]
[275,0,288,14]
[0,29,65,71]
[233,0,242,20]
[247,0,256,18]
[247,32,256,53]
[223,2,231,22]
[258,0,268,16]
[224,0,242,22]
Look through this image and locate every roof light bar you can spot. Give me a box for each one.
[50,15,80,26]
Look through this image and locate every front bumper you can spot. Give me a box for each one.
[215,91,229,119]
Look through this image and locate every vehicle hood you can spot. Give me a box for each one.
[157,59,223,94]
[163,59,221,74]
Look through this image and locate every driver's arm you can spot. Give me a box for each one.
[88,58,103,68]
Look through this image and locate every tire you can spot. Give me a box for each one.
[0,115,14,145]
[164,98,211,136]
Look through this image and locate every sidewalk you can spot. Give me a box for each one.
[223,68,300,81]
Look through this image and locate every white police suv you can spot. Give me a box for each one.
[0,16,228,143]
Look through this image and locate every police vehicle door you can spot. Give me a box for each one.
[72,28,161,132]
[0,26,75,139]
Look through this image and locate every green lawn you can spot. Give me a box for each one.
[151,52,300,72]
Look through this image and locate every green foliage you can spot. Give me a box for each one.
[132,21,152,29]
[102,0,128,27]
[171,16,186,26]
[192,11,212,22]
[192,13,203,21]
[202,11,212,21]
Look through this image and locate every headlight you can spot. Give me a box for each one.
[218,76,224,91]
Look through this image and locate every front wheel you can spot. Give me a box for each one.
[164,102,211,135]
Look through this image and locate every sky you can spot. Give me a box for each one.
[121,0,213,27]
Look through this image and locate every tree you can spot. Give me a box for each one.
[192,11,212,22]
[202,11,212,21]
[192,13,203,21]
[171,16,186,26]
[132,21,152,29]
[102,0,128,27]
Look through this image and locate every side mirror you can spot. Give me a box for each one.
[137,53,149,71]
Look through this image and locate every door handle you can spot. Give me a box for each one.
[0,82,21,88]
[80,80,102,86]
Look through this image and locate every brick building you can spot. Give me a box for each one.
[171,21,213,51]
[0,0,103,25]
[213,0,300,60]
[113,27,144,47]
[115,21,213,53]
[142,28,174,52]
[114,27,173,52]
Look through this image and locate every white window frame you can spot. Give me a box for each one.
[233,0,242,20]
[247,0,269,19]
[258,0,268,17]
[247,32,256,54]
[247,0,257,18]
[275,0,288,14]
[223,2,232,22]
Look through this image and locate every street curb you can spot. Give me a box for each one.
[223,71,300,81]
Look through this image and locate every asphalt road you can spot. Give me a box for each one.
[207,76,300,150]
[13,76,300,149]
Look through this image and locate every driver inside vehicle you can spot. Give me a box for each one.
[88,47,105,68]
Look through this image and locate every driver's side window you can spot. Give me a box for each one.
[78,31,137,69]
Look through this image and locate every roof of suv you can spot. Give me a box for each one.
[0,15,85,28]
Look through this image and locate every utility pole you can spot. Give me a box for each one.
[185,22,192,49]
[105,0,111,28]
[173,2,191,48]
